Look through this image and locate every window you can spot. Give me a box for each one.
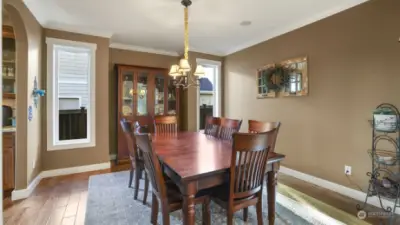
[289,73,302,93]
[281,57,308,96]
[196,58,222,131]
[46,38,96,150]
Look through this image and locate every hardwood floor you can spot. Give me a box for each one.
[279,173,392,225]
[3,162,129,225]
[3,162,388,225]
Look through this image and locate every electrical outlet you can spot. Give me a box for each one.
[345,165,352,175]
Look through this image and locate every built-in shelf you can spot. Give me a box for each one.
[2,76,15,80]
[2,60,15,64]
[2,25,15,39]
[3,93,15,99]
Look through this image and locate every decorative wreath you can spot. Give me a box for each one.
[261,64,293,92]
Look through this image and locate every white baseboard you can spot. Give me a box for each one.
[40,162,111,178]
[109,154,117,161]
[11,173,42,201]
[280,166,400,215]
[11,162,111,201]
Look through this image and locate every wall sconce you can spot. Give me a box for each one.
[32,76,45,108]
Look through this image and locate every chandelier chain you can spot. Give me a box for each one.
[169,0,203,89]
[184,7,189,60]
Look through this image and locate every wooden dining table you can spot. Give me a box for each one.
[152,131,285,225]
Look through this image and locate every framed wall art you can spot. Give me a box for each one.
[256,63,279,98]
[280,56,308,97]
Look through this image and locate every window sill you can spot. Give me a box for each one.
[47,141,95,151]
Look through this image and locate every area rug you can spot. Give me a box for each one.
[84,171,312,225]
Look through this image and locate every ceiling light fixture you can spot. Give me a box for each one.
[168,0,205,89]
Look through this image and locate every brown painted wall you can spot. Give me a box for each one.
[224,0,400,190]
[41,29,110,170]
[4,0,43,189]
[109,48,178,155]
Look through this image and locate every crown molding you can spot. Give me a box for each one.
[110,43,179,57]
[43,25,113,38]
[196,58,222,66]
[224,0,368,55]
[188,48,225,57]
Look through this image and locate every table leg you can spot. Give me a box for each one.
[183,194,196,225]
[267,170,277,225]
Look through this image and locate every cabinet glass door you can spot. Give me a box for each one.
[136,72,148,116]
[121,71,133,116]
[167,79,177,115]
[154,75,165,115]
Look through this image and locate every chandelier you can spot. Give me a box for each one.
[169,0,205,88]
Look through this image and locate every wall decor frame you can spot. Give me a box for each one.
[256,63,278,98]
[280,56,308,97]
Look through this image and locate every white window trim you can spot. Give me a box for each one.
[199,90,213,95]
[196,58,222,131]
[58,95,83,108]
[46,37,97,151]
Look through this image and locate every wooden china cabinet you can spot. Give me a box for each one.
[115,64,181,163]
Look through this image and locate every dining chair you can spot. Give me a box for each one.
[218,117,242,141]
[154,115,178,134]
[120,118,149,204]
[204,116,220,137]
[210,130,276,225]
[248,120,281,152]
[134,132,211,225]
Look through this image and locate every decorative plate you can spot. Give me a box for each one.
[122,106,132,115]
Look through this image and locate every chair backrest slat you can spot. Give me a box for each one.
[204,116,220,137]
[120,118,138,159]
[229,130,277,200]
[219,118,242,141]
[134,133,167,198]
[154,115,178,134]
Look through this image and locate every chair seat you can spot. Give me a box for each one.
[166,181,211,204]
[210,183,231,202]
[211,183,258,205]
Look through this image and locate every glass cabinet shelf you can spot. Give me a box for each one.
[167,79,177,115]
[155,75,165,115]
[121,72,133,116]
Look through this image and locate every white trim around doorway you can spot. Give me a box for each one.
[196,58,222,131]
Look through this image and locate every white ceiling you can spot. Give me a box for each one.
[23,0,368,56]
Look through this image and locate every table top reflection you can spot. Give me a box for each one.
[151,132,284,181]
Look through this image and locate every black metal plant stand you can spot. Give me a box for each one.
[357,103,400,224]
